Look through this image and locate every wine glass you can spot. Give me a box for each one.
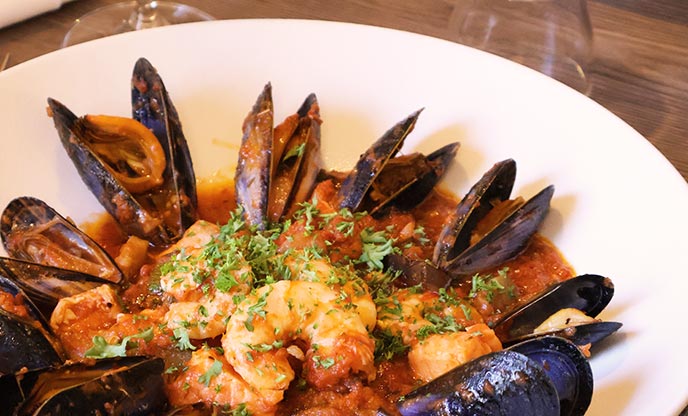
[62,0,214,48]
[450,0,593,95]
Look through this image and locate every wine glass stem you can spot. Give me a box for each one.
[131,0,164,30]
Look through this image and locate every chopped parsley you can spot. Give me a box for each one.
[312,355,336,369]
[374,328,409,362]
[84,327,154,359]
[173,327,197,351]
[358,228,395,270]
[468,268,513,302]
[198,359,223,387]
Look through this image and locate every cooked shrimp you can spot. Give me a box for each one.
[376,287,483,344]
[222,280,376,399]
[159,220,253,339]
[166,347,283,415]
[408,323,502,382]
[376,288,501,381]
[284,254,377,331]
[50,284,123,358]
[50,284,173,358]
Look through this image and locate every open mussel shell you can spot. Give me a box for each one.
[336,109,422,212]
[0,196,123,283]
[397,337,592,416]
[0,356,167,415]
[433,158,516,267]
[363,142,459,217]
[0,257,110,313]
[47,97,173,245]
[433,159,554,278]
[235,83,274,230]
[47,58,198,246]
[493,274,620,346]
[132,57,198,239]
[268,93,323,222]
[0,276,64,375]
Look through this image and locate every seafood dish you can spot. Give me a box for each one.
[0,58,622,415]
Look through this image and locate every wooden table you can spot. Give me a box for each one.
[0,0,686,182]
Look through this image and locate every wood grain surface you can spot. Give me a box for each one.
[0,0,686,181]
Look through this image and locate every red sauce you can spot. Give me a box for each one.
[0,291,31,319]
[77,177,574,414]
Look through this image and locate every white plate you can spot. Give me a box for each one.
[1,19,687,415]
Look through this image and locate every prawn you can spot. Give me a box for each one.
[283,253,377,331]
[376,287,502,381]
[166,347,283,415]
[222,280,376,399]
[159,220,253,339]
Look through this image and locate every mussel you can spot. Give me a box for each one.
[268,93,323,222]
[493,274,623,347]
[235,87,324,228]
[0,196,123,283]
[361,142,460,217]
[335,109,422,212]
[235,83,273,230]
[434,159,554,279]
[397,337,592,416]
[0,257,110,313]
[0,276,64,375]
[383,158,554,290]
[47,58,198,245]
[0,356,167,415]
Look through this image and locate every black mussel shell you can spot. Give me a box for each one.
[397,349,561,416]
[0,276,64,375]
[235,83,273,230]
[444,185,553,278]
[336,109,422,212]
[0,196,123,283]
[493,274,617,344]
[398,337,593,416]
[433,158,516,267]
[0,356,167,415]
[433,158,554,278]
[510,337,593,416]
[132,57,198,240]
[384,254,453,291]
[363,142,459,217]
[0,257,111,313]
[268,93,323,222]
[47,97,173,245]
[506,320,623,348]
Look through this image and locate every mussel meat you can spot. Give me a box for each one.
[434,159,554,279]
[493,274,622,347]
[47,58,198,245]
[0,196,123,283]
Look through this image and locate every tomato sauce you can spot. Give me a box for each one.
[72,176,574,415]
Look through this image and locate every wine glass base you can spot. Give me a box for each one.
[62,1,214,48]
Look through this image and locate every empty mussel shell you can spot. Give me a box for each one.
[0,356,167,415]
